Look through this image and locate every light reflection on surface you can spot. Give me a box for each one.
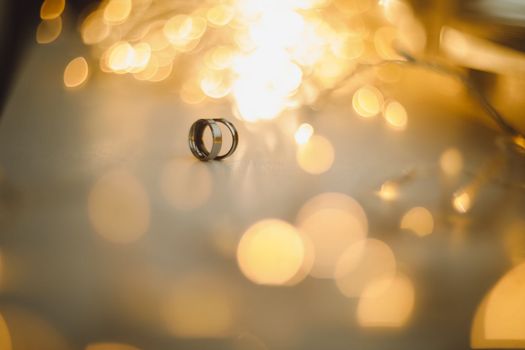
[88,168,150,243]
[237,219,305,285]
[400,206,434,237]
[335,239,397,298]
[357,274,415,328]
[471,262,525,348]
[297,193,368,278]
[296,135,335,174]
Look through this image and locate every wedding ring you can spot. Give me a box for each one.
[188,119,222,161]
[213,118,239,160]
[188,118,239,161]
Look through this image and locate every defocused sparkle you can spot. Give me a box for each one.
[296,135,335,174]
[294,123,314,145]
[237,219,305,285]
[40,0,65,20]
[63,57,89,88]
[383,100,407,131]
[353,85,383,118]
[400,207,434,237]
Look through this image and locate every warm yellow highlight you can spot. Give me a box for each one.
[296,135,334,174]
[205,46,234,70]
[237,219,305,285]
[297,193,368,279]
[88,168,150,243]
[335,239,397,297]
[452,190,471,214]
[353,85,383,118]
[374,26,400,59]
[129,43,151,73]
[147,61,173,82]
[63,57,89,88]
[200,69,232,99]
[294,123,314,145]
[0,306,69,350]
[81,11,110,45]
[400,206,434,236]
[207,4,235,27]
[440,148,463,176]
[108,42,135,72]
[504,220,525,265]
[331,34,364,60]
[104,0,132,24]
[357,274,415,327]
[160,159,212,211]
[232,50,302,121]
[40,0,65,20]
[36,17,62,44]
[383,100,407,131]
[164,15,207,49]
[180,80,206,105]
[0,313,11,350]
[86,343,140,350]
[378,180,399,201]
[471,262,525,348]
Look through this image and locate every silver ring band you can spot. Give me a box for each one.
[188,119,222,161]
[188,118,239,161]
[213,118,239,160]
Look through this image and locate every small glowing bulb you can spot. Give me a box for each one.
[294,123,314,145]
[453,190,471,213]
[378,181,399,201]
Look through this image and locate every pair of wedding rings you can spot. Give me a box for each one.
[188,118,239,161]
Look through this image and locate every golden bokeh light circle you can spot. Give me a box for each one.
[237,219,305,285]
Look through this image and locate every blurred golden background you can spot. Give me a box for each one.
[0,0,524,349]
